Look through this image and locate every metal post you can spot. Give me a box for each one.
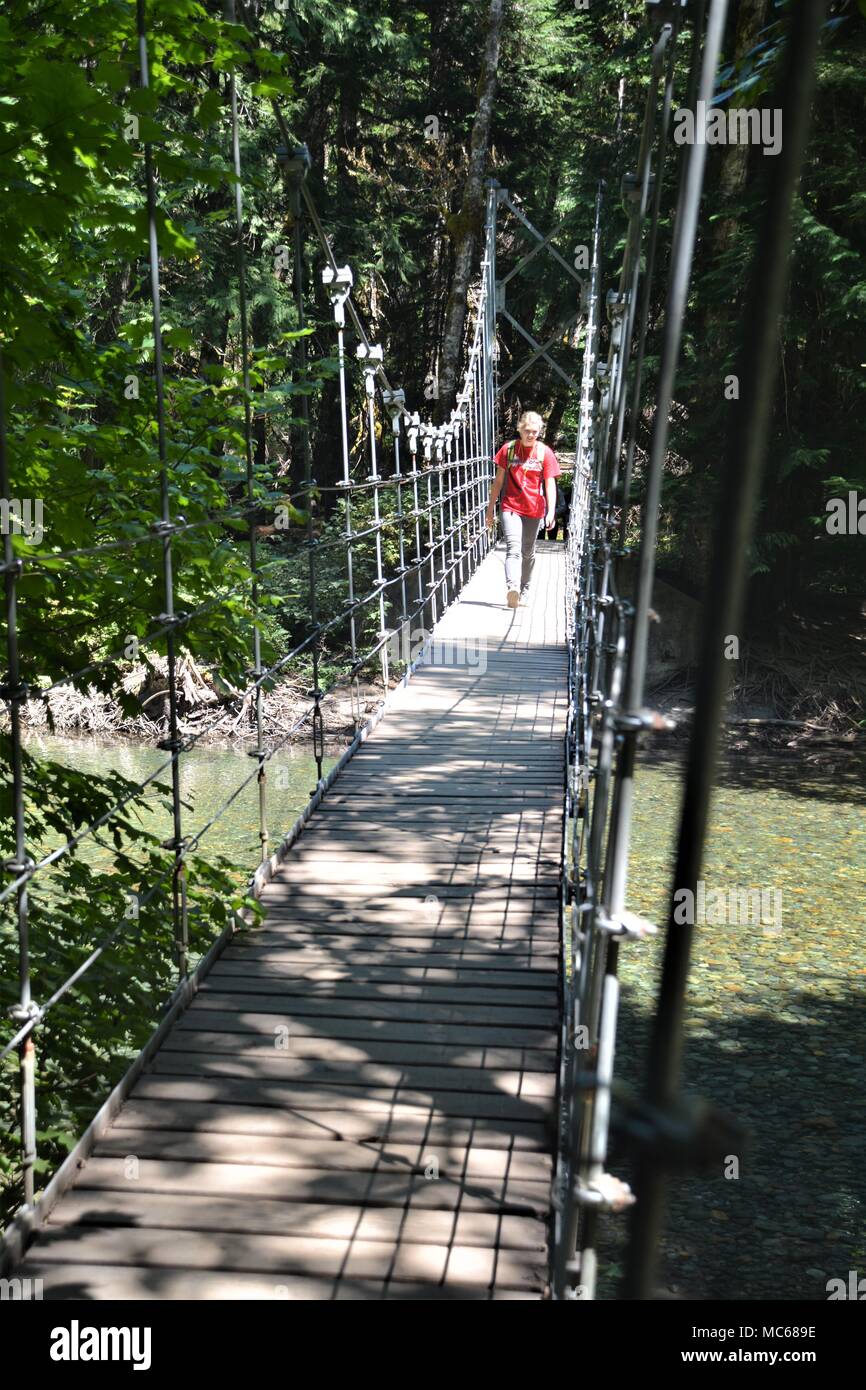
[0,350,37,1208]
[322,265,358,663]
[227,0,268,867]
[137,0,186,976]
[623,0,827,1301]
[358,344,388,689]
[283,142,323,785]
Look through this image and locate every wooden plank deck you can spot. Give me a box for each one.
[18,539,569,1300]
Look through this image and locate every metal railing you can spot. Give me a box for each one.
[555,0,827,1300]
[0,0,498,1263]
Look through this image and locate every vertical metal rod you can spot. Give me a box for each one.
[618,38,678,533]
[227,0,268,866]
[423,431,437,627]
[607,24,673,502]
[435,432,447,605]
[445,432,455,590]
[0,350,37,1207]
[623,0,827,1301]
[391,417,409,628]
[453,418,465,588]
[364,367,389,689]
[137,0,186,976]
[571,0,730,1299]
[334,318,357,661]
[289,156,322,784]
[408,419,424,620]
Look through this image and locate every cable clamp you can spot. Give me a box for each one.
[574,1172,636,1213]
[617,1091,744,1171]
[597,908,658,942]
[645,0,689,34]
[149,518,181,537]
[7,999,44,1026]
[276,141,311,181]
[156,611,190,628]
[160,834,191,852]
[0,680,30,703]
[2,854,35,876]
[321,264,353,326]
[614,706,676,733]
[382,387,405,433]
[606,289,628,323]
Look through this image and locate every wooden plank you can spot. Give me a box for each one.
[164,1031,556,1072]
[174,1006,558,1049]
[147,1052,557,1099]
[283,845,561,863]
[193,984,558,1027]
[260,883,560,902]
[221,945,559,974]
[264,862,557,884]
[15,1263,516,1300]
[211,961,559,990]
[47,1190,549,1252]
[91,1129,554,1179]
[24,1225,547,1291]
[63,1157,552,1216]
[107,1100,551,1150]
[206,963,559,1007]
[129,1075,555,1123]
[229,931,560,956]
[246,914,560,934]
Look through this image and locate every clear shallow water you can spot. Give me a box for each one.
[601,750,865,1301]
[24,732,338,876]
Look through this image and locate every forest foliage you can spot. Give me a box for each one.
[0,0,863,1217]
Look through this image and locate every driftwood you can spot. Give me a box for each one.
[9,655,385,749]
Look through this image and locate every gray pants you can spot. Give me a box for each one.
[501,508,542,591]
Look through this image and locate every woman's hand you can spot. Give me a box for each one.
[544,509,555,531]
[485,504,495,530]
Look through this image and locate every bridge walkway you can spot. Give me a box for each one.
[18,540,568,1300]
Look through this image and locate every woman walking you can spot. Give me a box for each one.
[485,410,561,607]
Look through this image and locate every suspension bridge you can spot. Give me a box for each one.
[0,0,825,1300]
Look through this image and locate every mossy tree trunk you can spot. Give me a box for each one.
[438,0,504,417]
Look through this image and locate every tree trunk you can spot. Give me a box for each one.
[437,0,503,415]
[709,0,770,264]
[678,0,770,592]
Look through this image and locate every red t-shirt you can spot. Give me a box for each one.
[494,440,561,520]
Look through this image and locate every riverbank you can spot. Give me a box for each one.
[10,656,389,751]
[7,579,863,750]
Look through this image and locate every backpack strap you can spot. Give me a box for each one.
[504,439,541,469]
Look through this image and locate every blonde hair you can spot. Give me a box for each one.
[518,411,544,432]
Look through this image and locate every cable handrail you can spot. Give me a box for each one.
[0,0,497,1217]
[554,0,827,1302]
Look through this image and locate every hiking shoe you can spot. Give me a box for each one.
[506,588,519,609]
